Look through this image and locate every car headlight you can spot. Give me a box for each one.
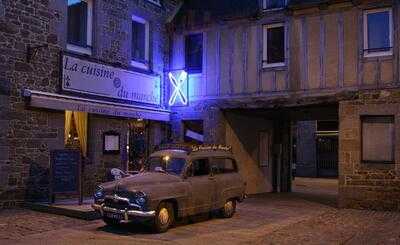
[94,186,104,200]
[136,197,146,205]
[134,192,147,206]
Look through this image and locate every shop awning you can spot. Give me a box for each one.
[23,89,170,122]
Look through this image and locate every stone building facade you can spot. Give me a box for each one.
[1,0,399,212]
[339,90,400,210]
[0,0,179,208]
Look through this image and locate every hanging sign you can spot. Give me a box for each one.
[62,54,161,105]
[168,70,188,106]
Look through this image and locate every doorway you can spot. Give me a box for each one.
[127,119,149,172]
[259,130,274,192]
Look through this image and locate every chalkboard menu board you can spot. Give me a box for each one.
[50,150,81,194]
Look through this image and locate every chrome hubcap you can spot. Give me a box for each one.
[224,201,233,215]
[159,207,169,225]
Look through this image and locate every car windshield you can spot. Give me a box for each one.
[147,156,186,175]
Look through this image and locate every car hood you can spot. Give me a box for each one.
[112,171,182,192]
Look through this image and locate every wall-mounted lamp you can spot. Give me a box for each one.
[27,44,49,63]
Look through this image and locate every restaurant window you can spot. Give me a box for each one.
[363,8,393,57]
[65,111,88,157]
[67,0,93,55]
[185,33,203,73]
[263,0,286,10]
[361,116,395,164]
[263,23,285,68]
[131,15,150,70]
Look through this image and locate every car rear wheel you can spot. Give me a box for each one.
[103,217,120,227]
[220,199,236,218]
[153,202,175,233]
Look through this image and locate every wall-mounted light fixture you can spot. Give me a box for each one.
[27,44,49,63]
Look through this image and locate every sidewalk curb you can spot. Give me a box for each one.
[24,202,101,221]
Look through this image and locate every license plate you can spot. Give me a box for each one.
[105,212,123,220]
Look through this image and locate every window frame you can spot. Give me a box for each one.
[361,115,395,164]
[66,0,93,55]
[146,0,161,6]
[262,0,287,11]
[185,33,204,74]
[130,15,150,70]
[210,157,238,174]
[187,158,210,177]
[263,23,286,68]
[363,8,393,58]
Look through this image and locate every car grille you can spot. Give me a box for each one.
[103,193,141,210]
[115,190,137,200]
[104,198,130,210]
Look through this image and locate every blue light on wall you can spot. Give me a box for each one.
[168,70,188,106]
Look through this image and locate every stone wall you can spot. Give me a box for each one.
[0,0,63,208]
[339,90,400,211]
[84,114,129,196]
[0,0,178,207]
[225,112,275,194]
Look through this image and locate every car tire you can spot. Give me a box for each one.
[153,202,175,233]
[103,217,120,227]
[220,199,236,218]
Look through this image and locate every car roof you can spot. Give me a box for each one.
[149,149,189,159]
[149,149,235,160]
[189,150,234,159]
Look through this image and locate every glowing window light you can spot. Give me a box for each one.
[168,71,188,106]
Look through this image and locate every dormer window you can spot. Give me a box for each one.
[263,0,286,10]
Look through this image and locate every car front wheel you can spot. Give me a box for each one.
[220,199,236,218]
[153,202,175,233]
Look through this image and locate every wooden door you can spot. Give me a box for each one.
[259,131,273,192]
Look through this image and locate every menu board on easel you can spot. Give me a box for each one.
[50,150,82,204]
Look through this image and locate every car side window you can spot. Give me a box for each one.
[210,157,238,174]
[188,158,210,177]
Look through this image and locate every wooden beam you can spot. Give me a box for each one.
[338,12,344,88]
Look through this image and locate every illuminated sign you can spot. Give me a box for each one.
[62,54,161,105]
[168,70,188,106]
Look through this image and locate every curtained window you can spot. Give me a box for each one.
[65,111,88,157]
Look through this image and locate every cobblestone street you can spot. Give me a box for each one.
[0,178,399,245]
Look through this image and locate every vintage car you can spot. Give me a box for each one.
[92,144,246,233]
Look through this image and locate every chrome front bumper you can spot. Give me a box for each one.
[92,203,156,221]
